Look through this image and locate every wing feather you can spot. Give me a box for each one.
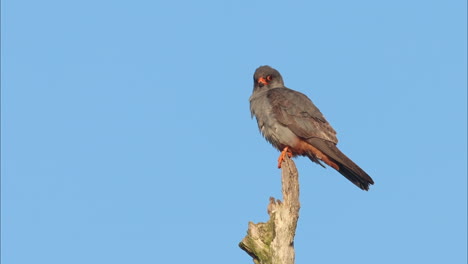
[266,88,338,144]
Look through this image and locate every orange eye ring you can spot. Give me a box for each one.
[266,75,273,81]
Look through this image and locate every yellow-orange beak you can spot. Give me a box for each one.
[258,77,268,86]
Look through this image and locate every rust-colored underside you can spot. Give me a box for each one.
[277,140,339,171]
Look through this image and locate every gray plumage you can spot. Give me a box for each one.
[250,65,374,190]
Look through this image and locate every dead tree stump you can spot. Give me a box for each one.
[239,156,300,264]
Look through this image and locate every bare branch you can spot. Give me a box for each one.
[240,156,300,264]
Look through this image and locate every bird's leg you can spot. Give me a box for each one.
[277,146,293,168]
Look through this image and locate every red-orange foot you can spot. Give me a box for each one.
[277,147,293,168]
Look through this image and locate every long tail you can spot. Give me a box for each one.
[306,138,374,191]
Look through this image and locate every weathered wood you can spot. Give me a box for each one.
[239,156,300,264]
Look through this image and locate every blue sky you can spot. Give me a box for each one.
[2,0,466,263]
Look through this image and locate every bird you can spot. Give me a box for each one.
[249,65,374,190]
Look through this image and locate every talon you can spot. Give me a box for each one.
[277,147,292,168]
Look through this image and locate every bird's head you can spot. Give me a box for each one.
[253,65,284,92]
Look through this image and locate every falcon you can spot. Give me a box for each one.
[249,65,374,190]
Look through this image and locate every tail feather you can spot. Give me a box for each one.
[307,138,374,191]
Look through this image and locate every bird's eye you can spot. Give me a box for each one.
[266,75,273,81]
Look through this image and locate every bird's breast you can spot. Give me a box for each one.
[250,95,300,151]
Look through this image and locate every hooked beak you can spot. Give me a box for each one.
[258,77,268,87]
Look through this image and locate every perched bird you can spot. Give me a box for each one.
[249,65,374,190]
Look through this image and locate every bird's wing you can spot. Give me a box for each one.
[266,87,338,144]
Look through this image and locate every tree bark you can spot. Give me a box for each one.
[239,156,300,264]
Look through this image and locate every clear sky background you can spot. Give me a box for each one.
[2,1,467,263]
